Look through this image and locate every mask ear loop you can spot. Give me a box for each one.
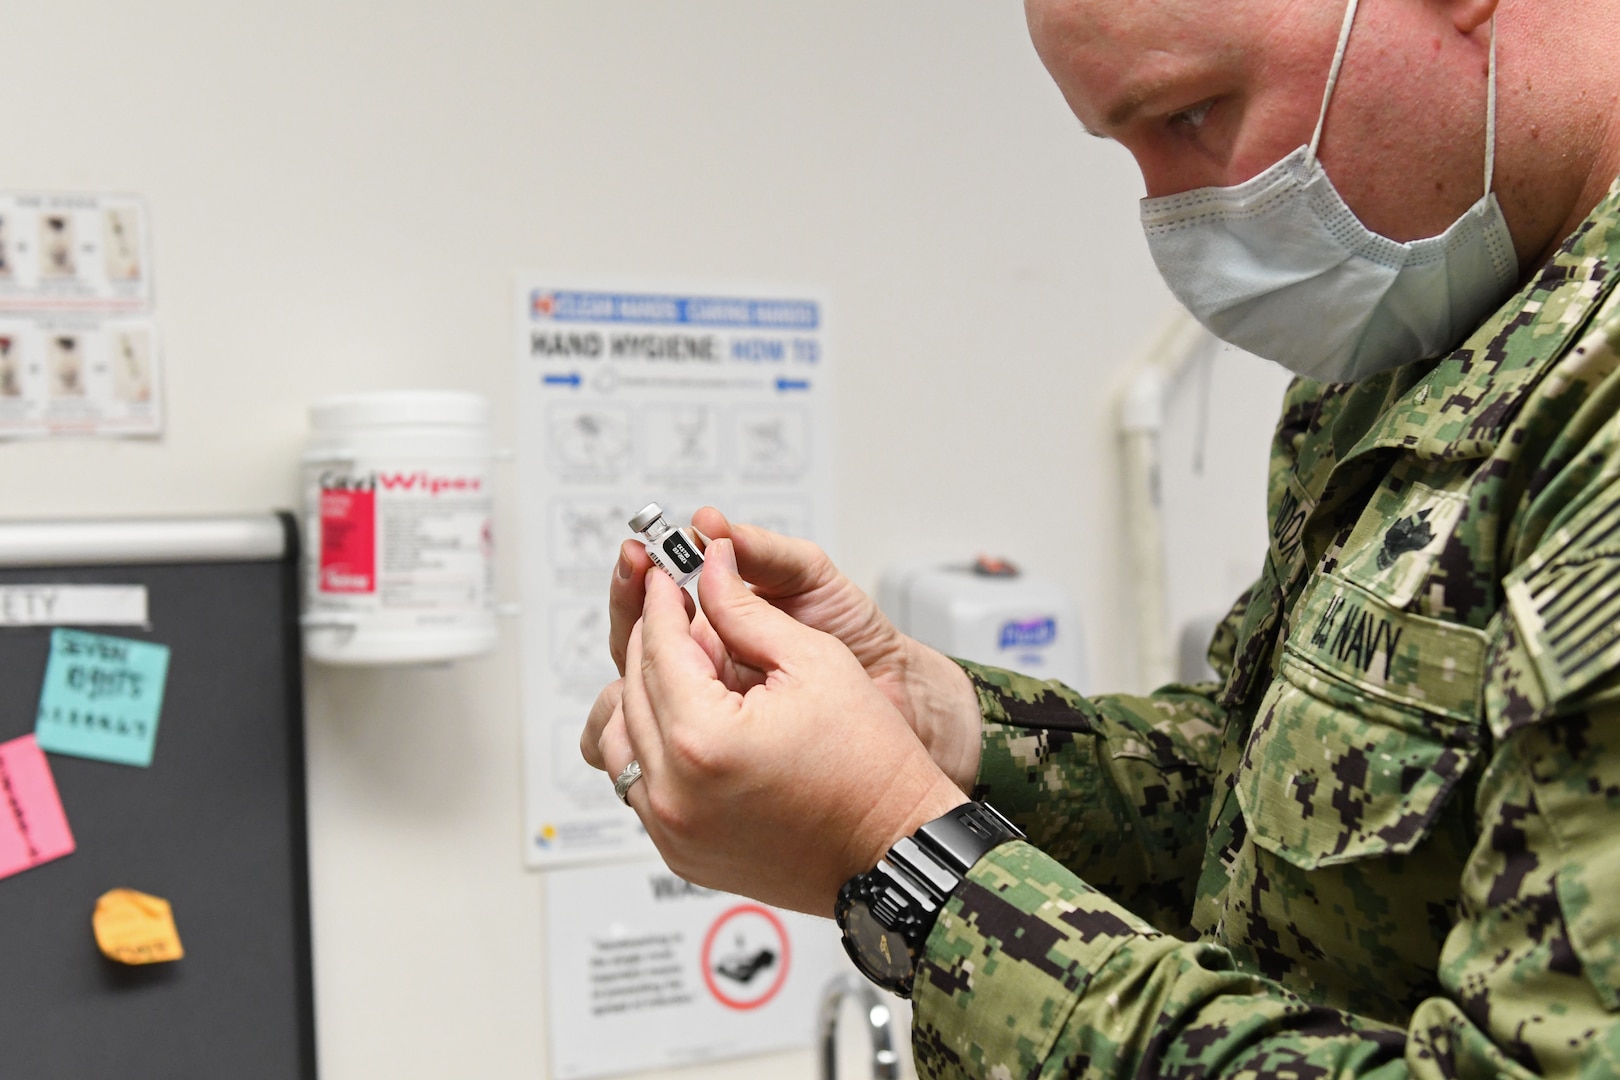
[1484,18,1498,197]
[1305,0,1362,169]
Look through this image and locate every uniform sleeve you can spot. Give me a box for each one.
[959,588,1241,933]
[910,701,1620,1079]
[911,447,1620,1080]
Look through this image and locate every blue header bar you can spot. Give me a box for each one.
[532,290,819,330]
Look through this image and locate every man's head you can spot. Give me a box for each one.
[1026,0,1620,270]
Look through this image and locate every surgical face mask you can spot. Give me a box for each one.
[1139,0,1518,383]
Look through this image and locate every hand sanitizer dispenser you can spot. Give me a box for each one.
[877,557,1088,693]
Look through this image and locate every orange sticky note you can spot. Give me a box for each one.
[93,888,184,965]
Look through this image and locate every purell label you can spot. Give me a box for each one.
[998,617,1057,650]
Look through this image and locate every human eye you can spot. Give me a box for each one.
[1167,100,1214,132]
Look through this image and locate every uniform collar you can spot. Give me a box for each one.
[1344,174,1620,463]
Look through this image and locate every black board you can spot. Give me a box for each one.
[0,514,315,1080]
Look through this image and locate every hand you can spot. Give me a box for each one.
[602,539,968,917]
[579,678,620,772]
[608,507,982,790]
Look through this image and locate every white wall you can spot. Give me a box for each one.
[2,2,1287,1077]
[1160,342,1293,680]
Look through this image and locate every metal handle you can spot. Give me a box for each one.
[819,974,903,1080]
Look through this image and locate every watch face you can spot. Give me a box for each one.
[843,903,913,987]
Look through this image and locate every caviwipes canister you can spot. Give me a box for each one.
[301,391,496,664]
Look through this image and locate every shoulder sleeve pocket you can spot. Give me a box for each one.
[1502,705,1620,1012]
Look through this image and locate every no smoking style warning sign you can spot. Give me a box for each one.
[702,904,791,1011]
[544,858,852,1080]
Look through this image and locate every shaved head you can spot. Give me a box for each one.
[1024,0,1620,269]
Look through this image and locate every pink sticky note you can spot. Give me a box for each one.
[0,734,76,880]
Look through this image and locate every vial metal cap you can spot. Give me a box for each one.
[628,503,665,533]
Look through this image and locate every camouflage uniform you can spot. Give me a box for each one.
[911,179,1620,1078]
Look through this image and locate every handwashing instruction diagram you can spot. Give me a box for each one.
[516,276,834,868]
[0,192,162,438]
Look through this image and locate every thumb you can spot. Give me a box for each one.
[697,538,816,672]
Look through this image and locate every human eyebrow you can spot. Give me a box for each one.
[1100,70,1200,133]
[1104,83,1162,129]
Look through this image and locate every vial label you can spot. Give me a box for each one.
[644,527,703,587]
[661,533,703,576]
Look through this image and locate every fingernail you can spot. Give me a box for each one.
[616,548,633,581]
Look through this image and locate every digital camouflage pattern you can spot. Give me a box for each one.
[910,178,1620,1079]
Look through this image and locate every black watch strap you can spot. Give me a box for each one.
[835,801,1023,998]
[914,800,1025,876]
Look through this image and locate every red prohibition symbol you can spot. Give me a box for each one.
[700,903,792,1011]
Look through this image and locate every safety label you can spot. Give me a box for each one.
[701,904,792,1011]
[318,486,377,593]
[544,857,851,1079]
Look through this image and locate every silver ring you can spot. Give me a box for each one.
[613,759,643,805]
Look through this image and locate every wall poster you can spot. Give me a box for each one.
[515,274,835,869]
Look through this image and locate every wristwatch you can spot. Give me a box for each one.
[834,801,1023,998]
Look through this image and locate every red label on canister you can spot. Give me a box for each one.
[319,488,376,593]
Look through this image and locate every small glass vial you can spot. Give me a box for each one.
[629,503,704,587]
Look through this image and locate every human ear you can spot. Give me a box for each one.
[1438,0,1500,35]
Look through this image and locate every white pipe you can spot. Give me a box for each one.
[1112,309,1216,692]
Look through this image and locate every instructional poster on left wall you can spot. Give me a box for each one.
[0,192,163,438]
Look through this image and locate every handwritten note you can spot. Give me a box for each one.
[35,629,171,767]
[0,734,76,880]
[94,888,185,964]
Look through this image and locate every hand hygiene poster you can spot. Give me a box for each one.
[515,276,835,869]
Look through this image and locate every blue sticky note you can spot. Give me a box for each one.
[35,629,170,768]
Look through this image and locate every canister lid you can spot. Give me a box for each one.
[310,391,491,431]
[628,503,665,533]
